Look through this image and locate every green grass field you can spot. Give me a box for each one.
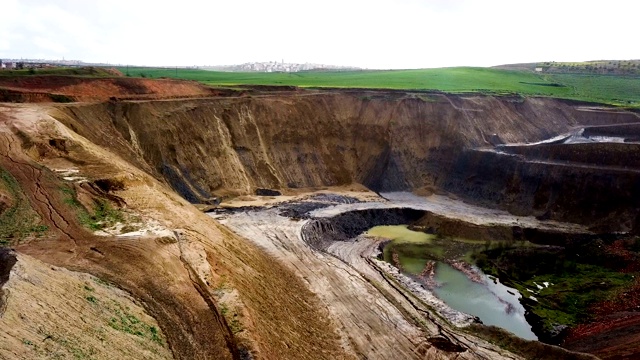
[3,65,637,107]
[118,66,640,107]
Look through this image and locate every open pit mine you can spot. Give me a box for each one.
[1,75,640,360]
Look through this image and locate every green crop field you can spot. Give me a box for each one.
[118,66,640,107]
[545,73,640,105]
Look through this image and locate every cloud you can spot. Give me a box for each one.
[2,0,639,68]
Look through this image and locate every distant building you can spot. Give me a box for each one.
[535,67,543,72]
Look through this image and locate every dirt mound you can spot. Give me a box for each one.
[0,76,221,102]
[104,67,124,77]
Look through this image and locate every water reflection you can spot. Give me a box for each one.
[433,262,537,340]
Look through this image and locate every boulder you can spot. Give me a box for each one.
[255,188,281,196]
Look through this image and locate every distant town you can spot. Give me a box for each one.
[0,58,360,73]
[201,61,360,72]
[0,58,86,70]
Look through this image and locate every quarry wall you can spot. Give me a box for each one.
[54,92,640,229]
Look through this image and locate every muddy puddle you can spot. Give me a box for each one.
[368,225,537,340]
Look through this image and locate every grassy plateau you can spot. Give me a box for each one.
[118,66,640,107]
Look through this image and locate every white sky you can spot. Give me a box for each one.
[1,0,639,69]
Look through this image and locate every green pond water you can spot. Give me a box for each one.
[367,225,435,244]
[368,225,439,273]
[368,225,537,341]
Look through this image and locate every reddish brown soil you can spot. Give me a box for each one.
[564,311,640,359]
[564,240,640,359]
[447,260,484,284]
[0,76,226,101]
[418,261,437,288]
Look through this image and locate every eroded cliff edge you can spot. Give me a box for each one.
[54,91,640,230]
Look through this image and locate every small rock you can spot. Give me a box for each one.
[255,188,281,196]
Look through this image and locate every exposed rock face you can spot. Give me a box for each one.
[56,94,576,194]
[443,148,640,228]
[54,92,640,229]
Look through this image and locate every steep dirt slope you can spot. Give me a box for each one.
[54,93,640,228]
[0,103,350,360]
[0,250,172,360]
[55,94,581,193]
[0,98,557,360]
[0,104,236,359]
